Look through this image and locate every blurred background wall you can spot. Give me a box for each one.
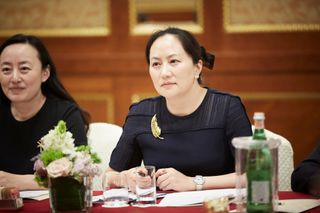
[0,0,319,166]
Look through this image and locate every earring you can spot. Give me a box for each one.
[195,74,199,79]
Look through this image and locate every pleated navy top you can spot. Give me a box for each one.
[109,88,252,176]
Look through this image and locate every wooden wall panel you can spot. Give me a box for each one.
[74,94,114,123]
[61,76,115,123]
[113,76,157,125]
[244,100,320,166]
[0,0,319,166]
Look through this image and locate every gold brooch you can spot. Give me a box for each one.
[151,114,164,140]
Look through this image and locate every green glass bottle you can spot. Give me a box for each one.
[246,112,273,213]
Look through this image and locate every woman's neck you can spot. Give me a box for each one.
[11,93,46,121]
[166,86,207,116]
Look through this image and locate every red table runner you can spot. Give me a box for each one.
[3,191,318,213]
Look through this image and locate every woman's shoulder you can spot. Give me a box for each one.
[46,97,76,106]
[128,96,162,116]
[44,97,79,114]
[122,96,162,134]
[206,88,243,107]
[207,88,241,100]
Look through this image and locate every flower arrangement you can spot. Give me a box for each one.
[34,120,101,187]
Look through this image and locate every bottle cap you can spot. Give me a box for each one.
[253,112,265,120]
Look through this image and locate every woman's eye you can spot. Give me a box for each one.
[170,59,179,64]
[152,62,160,67]
[20,67,30,73]
[1,67,11,74]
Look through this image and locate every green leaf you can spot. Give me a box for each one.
[76,145,89,152]
[40,148,64,166]
[90,152,101,164]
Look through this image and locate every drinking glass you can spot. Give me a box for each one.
[135,165,156,206]
[101,173,129,207]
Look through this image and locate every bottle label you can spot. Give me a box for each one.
[251,181,270,203]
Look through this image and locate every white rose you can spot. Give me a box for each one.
[46,157,73,178]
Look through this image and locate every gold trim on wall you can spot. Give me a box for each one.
[223,0,320,33]
[0,28,110,37]
[0,0,111,37]
[131,93,158,103]
[129,0,204,35]
[132,92,320,103]
[237,92,320,100]
[74,93,114,123]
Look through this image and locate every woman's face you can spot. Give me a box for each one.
[149,34,202,100]
[0,43,49,104]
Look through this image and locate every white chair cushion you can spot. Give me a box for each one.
[87,122,122,190]
[252,126,294,191]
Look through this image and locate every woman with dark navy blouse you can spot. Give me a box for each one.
[104,27,252,192]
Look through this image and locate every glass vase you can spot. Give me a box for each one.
[48,176,92,213]
[232,137,280,212]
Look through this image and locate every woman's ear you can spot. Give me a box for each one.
[195,60,203,77]
[41,65,50,82]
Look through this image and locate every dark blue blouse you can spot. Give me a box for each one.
[291,142,320,195]
[109,89,252,177]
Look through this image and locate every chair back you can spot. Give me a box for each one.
[252,126,294,191]
[87,122,123,190]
